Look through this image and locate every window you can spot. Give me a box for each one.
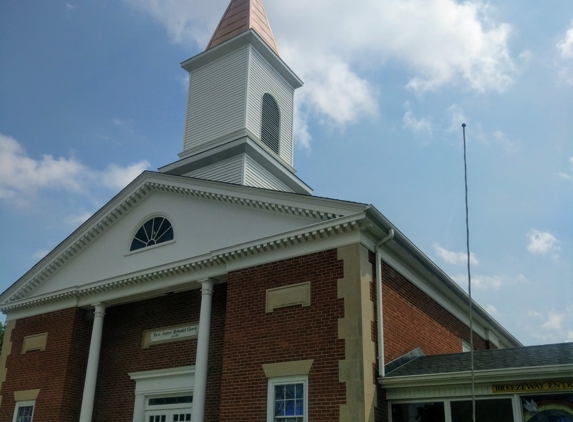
[13,401,35,422]
[261,93,280,154]
[451,398,513,422]
[462,340,471,352]
[146,395,192,422]
[391,402,445,422]
[521,394,573,422]
[130,217,174,251]
[267,376,307,422]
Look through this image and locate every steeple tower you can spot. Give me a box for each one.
[159,0,311,195]
[207,0,279,55]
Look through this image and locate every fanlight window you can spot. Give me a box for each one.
[261,93,280,154]
[130,217,174,251]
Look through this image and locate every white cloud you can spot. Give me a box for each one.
[484,304,500,316]
[0,134,150,205]
[403,102,433,135]
[66,3,75,11]
[526,230,560,259]
[492,130,520,154]
[33,249,50,260]
[541,311,565,331]
[100,162,151,191]
[293,100,312,151]
[125,0,518,144]
[112,117,129,126]
[122,0,221,47]
[557,21,573,85]
[66,211,93,227]
[558,156,573,181]
[452,272,526,291]
[0,134,87,201]
[525,308,573,343]
[284,49,379,127]
[447,104,468,132]
[557,20,573,59]
[433,243,478,266]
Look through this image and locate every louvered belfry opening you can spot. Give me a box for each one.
[261,93,280,154]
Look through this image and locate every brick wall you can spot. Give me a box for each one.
[219,249,346,422]
[92,285,226,422]
[0,307,92,422]
[380,260,488,363]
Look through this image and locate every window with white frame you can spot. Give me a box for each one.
[13,401,35,422]
[267,375,308,422]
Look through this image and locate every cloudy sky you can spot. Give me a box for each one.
[1,0,571,346]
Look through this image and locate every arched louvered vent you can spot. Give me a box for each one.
[130,217,174,251]
[261,93,280,154]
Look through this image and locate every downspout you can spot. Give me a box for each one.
[376,228,394,378]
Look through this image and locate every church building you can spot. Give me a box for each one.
[1,1,571,421]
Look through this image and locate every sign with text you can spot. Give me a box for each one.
[150,325,198,343]
[142,323,199,348]
[492,380,573,394]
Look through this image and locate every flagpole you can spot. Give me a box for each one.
[462,123,476,422]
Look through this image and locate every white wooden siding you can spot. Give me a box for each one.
[186,155,244,185]
[182,47,249,153]
[245,155,293,192]
[246,46,294,166]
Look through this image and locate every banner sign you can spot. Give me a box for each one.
[493,380,573,394]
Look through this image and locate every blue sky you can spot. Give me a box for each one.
[1,0,571,346]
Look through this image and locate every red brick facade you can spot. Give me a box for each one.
[381,260,489,363]
[0,247,494,422]
[0,308,91,422]
[92,286,227,422]
[219,249,346,422]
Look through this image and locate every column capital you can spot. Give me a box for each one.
[91,303,108,318]
[199,279,215,296]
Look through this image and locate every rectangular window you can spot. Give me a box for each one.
[13,401,35,422]
[267,376,308,422]
[391,402,445,422]
[451,398,514,421]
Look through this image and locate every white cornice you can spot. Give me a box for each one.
[0,211,364,313]
[1,173,363,306]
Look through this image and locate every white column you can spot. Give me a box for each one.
[79,303,107,422]
[191,279,215,422]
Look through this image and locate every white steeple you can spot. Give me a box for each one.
[159,0,311,195]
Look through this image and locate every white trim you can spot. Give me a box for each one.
[267,375,308,422]
[129,366,195,422]
[380,363,573,389]
[12,400,35,422]
[1,214,364,315]
[1,173,362,306]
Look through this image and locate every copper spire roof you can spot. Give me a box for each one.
[206,0,279,55]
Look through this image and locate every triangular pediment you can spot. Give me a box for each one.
[0,172,366,312]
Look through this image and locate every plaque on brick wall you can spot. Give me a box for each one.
[142,323,198,348]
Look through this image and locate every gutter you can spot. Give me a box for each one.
[379,363,573,389]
